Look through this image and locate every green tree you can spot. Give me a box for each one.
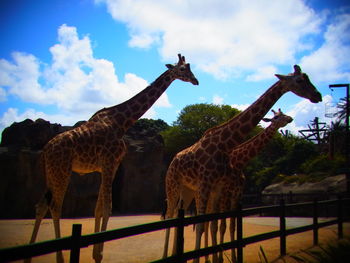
[245,134,319,191]
[162,103,240,157]
[133,118,169,134]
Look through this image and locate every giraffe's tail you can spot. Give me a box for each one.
[161,199,167,220]
[160,197,183,220]
[29,153,52,245]
[36,152,52,208]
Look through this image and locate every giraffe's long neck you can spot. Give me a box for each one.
[89,70,174,134]
[204,81,287,152]
[230,124,279,171]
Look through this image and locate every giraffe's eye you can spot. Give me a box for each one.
[273,116,279,120]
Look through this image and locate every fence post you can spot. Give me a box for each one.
[337,195,343,239]
[313,199,318,246]
[236,204,243,263]
[279,199,286,257]
[176,208,185,262]
[70,224,82,263]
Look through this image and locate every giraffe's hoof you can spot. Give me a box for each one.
[93,252,103,263]
[57,251,64,263]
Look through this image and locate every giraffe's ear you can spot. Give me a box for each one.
[262,118,271,122]
[294,65,302,75]
[275,74,292,80]
[166,64,175,69]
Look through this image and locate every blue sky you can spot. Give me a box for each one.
[1,0,349,138]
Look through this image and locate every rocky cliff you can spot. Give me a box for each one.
[262,174,347,205]
[0,119,167,218]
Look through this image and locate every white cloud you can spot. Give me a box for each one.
[300,13,350,82]
[231,103,250,112]
[198,96,206,102]
[0,87,6,102]
[0,52,45,103]
[283,95,334,134]
[0,108,82,137]
[97,0,322,79]
[246,65,278,82]
[212,94,224,105]
[0,24,172,132]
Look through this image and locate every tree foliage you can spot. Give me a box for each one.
[155,103,347,193]
[161,103,240,156]
[133,118,169,134]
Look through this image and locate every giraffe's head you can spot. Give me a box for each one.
[166,54,199,85]
[262,109,293,128]
[275,65,322,103]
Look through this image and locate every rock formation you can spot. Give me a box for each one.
[262,174,347,205]
[0,119,167,218]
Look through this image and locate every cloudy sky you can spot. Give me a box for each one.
[1,0,349,138]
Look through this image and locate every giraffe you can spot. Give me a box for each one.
[208,109,293,263]
[162,65,322,262]
[27,54,198,263]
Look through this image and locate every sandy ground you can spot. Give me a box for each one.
[1,215,349,263]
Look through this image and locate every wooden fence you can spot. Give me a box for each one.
[1,197,349,263]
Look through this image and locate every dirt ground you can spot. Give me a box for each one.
[1,216,349,263]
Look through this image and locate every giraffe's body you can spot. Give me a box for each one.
[209,109,293,263]
[28,54,198,263]
[163,65,322,262]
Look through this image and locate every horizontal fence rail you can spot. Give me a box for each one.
[1,197,349,263]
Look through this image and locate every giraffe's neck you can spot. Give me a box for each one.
[89,70,174,134]
[230,124,279,171]
[204,81,287,151]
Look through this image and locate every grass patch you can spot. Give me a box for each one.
[289,237,350,263]
[259,237,350,263]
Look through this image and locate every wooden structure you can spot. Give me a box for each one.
[1,197,349,263]
[299,117,328,144]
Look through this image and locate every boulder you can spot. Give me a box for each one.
[262,174,347,205]
[1,119,66,150]
[113,133,166,214]
[0,119,167,218]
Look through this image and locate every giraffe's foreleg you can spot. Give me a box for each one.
[218,218,226,263]
[163,166,181,258]
[229,217,237,263]
[218,192,230,263]
[207,193,219,263]
[93,147,125,263]
[92,187,104,263]
[94,188,104,233]
[93,172,114,263]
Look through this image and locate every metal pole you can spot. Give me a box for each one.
[337,196,343,239]
[279,199,286,256]
[329,84,350,194]
[313,199,318,246]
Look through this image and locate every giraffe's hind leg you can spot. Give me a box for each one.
[24,191,51,263]
[30,191,51,243]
